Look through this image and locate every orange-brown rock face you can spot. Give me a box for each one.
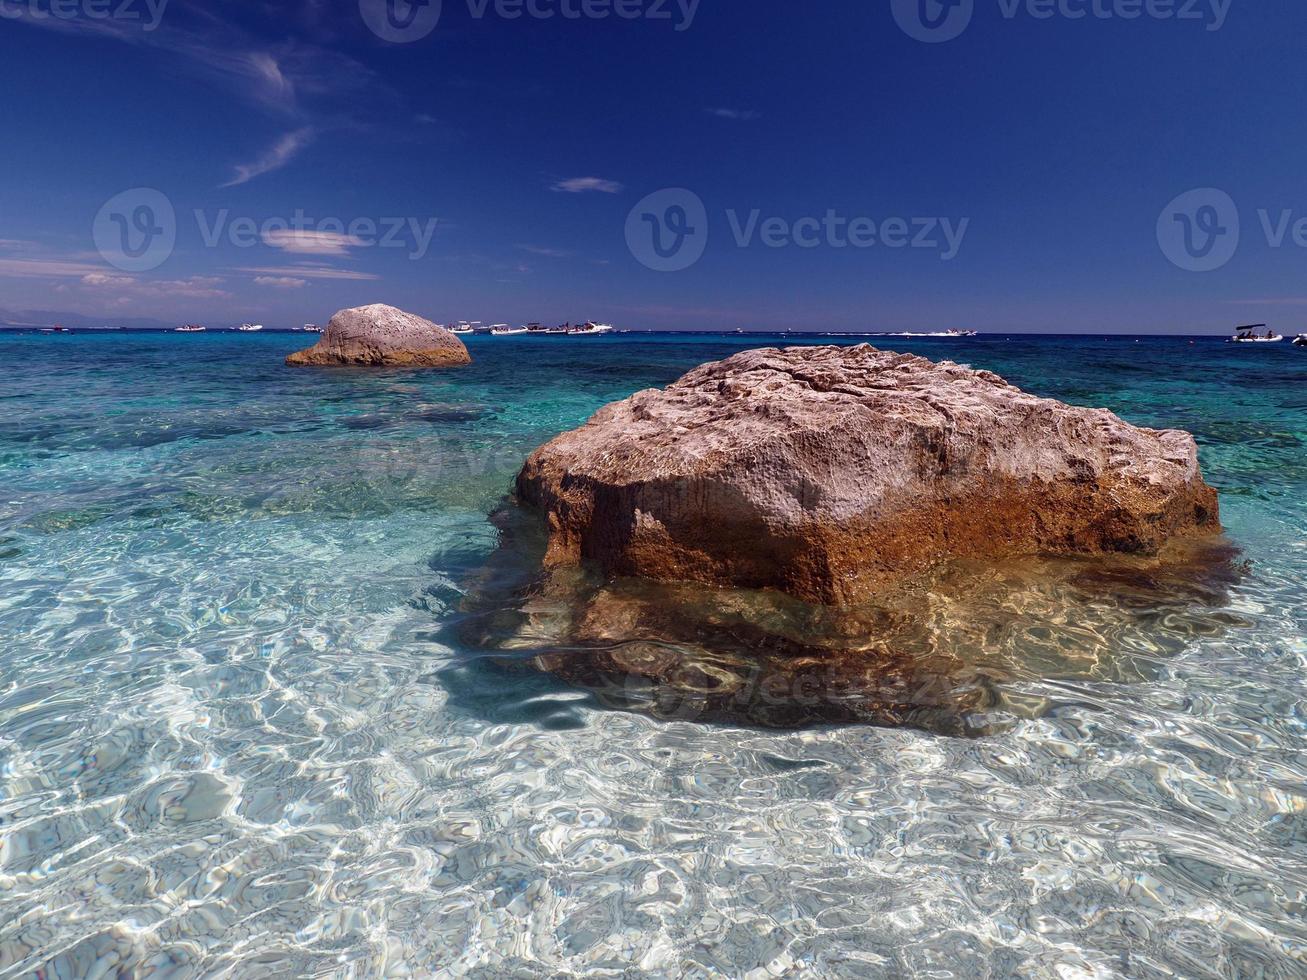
[516,345,1221,605]
[286,304,471,367]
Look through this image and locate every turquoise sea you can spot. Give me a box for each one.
[1,330,1304,977]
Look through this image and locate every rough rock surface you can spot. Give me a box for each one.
[516,345,1221,605]
[286,304,471,367]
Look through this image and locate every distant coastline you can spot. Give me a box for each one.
[0,326,1282,339]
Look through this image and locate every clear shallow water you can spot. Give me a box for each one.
[0,331,1304,977]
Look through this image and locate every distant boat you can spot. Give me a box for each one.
[491,325,529,336]
[448,321,477,335]
[877,330,978,338]
[299,324,320,333]
[236,323,263,333]
[567,322,614,336]
[175,324,206,333]
[1230,324,1282,343]
[1294,335,1306,348]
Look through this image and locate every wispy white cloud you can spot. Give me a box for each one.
[253,276,309,288]
[222,127,315,187]
[7,7,392,116]
[552,177,623,194]
[81,272,133,286]
[0,239,37,251]
[706,107,761,121]
[0,258,229,300]
[0,258,113,279]
[262,227,362,256]
[80,272,230,300]
[9,6,397,187]
[232,263,380,281]
[1224,297,1307,306]
[516,244,572,258]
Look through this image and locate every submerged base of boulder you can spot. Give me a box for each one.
[287,304,471,368]
[452,506,1243,736]
[517,345,1221,605]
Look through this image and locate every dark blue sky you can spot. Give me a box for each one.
[1,0,1302,332]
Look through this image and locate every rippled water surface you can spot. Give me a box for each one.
[1,331,1304,977]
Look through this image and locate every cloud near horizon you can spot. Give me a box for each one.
[0,259,229,301]
[1223,297,1307,306]
[232,263,380,281]
[0,258,112,279]
[82,273,230,300]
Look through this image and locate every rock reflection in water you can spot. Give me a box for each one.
[456,507,1246,737]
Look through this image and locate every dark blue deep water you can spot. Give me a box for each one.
[1,330,1304,977]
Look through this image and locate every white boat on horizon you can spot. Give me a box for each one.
[875,329,978,338]
[449,321,479,335]
[1294,334,1306,347]
[236,323,264,332]
[491,325,529,336]
[1231,324,1282,343]
[567,321,614,336]
[175,324,206,333]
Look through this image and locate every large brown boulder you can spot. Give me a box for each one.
[286,304,470,367]
[516,345,1221,605]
